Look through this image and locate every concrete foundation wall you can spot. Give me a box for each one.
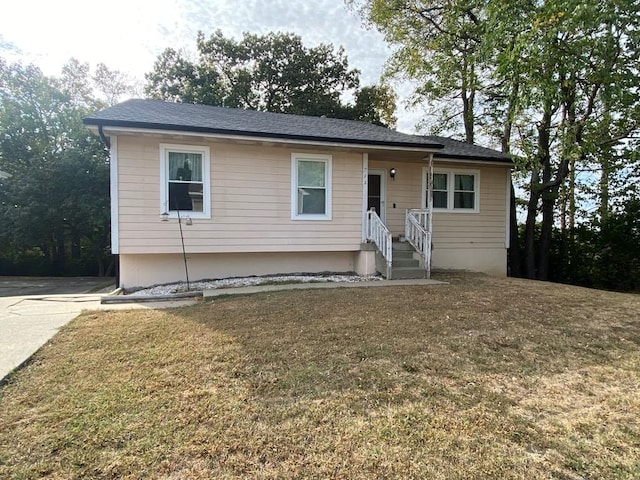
[432,246,507,277]
[119,251,361,289]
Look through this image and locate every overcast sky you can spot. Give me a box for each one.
[0,0,421,132]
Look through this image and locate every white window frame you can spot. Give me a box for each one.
[160,143,211,219]
[291,153,332,220]
[422,167,480,213]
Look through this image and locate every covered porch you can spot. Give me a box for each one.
[362,152,436,280]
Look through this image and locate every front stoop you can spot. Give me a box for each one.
[391,242,426,279]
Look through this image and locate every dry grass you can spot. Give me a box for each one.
[1,273,639,479]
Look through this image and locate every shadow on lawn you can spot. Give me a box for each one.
[174,277,640,403]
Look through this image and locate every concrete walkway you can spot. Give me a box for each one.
[1,278,446,385]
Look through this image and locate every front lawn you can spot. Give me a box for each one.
[1,274,639,479]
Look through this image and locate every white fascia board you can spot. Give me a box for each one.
[91,125,442,154]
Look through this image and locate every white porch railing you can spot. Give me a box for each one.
[405,209,432,279]
[366,208,392,278]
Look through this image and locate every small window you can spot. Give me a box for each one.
[424,168,479,212]
[160,144,210,219]
[292,153,332,220]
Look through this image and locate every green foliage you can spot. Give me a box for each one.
[0,59,111,276]
[546,198,640,292]
[354,0,640,282]
[145,30,397,127]
[353,0,486,141]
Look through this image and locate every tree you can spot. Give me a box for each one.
[0,59,111,276]
[488,0,640,279]
[355,0,485,142]
[353,0,640,281]
[145,30,397,127]
[58,58,138,108]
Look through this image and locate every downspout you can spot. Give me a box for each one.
[97,124,119,288]
[98,125,111,150]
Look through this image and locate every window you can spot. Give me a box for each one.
[291,153,332,220]
[424,168,479,212]
[160,144,210,219]
[454,173,476,209]
[433,173,449,208]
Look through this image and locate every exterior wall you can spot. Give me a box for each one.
[116,136,363,255]
[119,252,358,289]
[369,158,509,276]
[113,134,509,284]
[431,247,506,276]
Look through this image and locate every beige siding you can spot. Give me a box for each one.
[116,136,363,254]
[115,134,509,282]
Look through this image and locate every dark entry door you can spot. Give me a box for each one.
[368,173,382,215]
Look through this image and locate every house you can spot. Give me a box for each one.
[83,99,512,289]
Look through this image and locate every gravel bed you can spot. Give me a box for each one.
[128,274,383,296]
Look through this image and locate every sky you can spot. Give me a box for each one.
[0,0,420,132]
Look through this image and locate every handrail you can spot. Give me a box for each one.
[405,209,432,279]
[407,208,429,228]
[366,208,392,277]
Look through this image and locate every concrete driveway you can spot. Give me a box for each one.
[0,276,114,297]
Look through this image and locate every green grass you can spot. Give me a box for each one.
[1,273,639,479]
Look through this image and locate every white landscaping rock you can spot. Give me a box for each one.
[129,274,383,296]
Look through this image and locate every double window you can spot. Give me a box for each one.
[291,153,332,220]
[425,169,479,212]
[160,144,210,218]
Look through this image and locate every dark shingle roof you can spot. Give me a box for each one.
[426,136,512,161]
[84,99,511,162]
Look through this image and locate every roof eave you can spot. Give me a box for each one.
[434,152,513,165]
[83,118,444,151]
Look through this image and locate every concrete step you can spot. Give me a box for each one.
[393,250,414,260]
[392,242,414,251]
[392,267,427,280]
[393,257,421,268]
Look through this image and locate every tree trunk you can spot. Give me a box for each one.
[96,252,105,277]
[537,189,555,281]
[462,90,475,144]
[502,81,521,277]
[105,257,115,277]
[524,169,540,279]
[461,55,475,144]
[53,233,66,275]
[559,181,567,233]
[525,104,553,279]
[536,109,554,281]
[568,156,576,231]
[599,142,612,223]
[71,230,81,259]
[508,182,523,277]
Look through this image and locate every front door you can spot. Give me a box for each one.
[367,170,386,222]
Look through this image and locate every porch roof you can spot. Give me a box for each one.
[84,99,511,163]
